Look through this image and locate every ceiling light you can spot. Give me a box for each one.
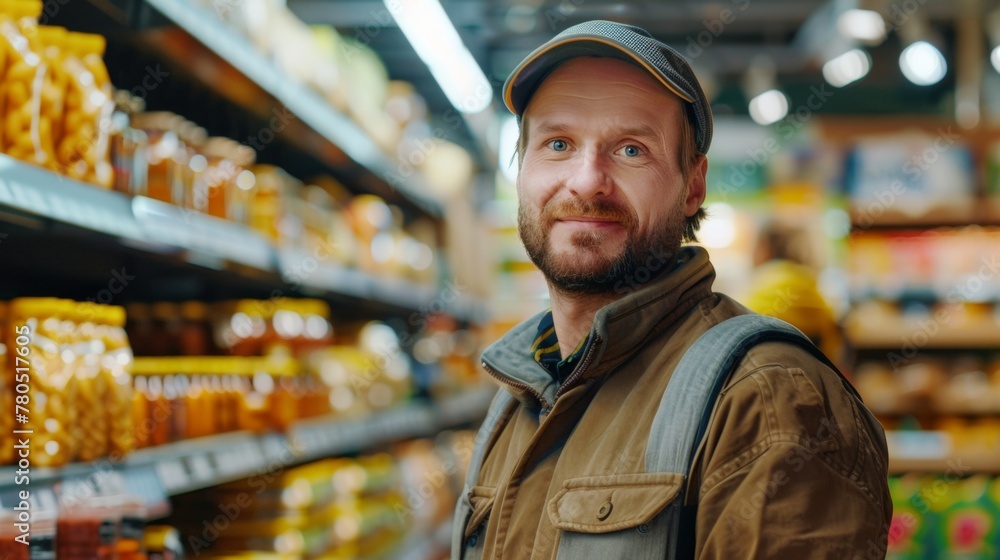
[823,48,872,87]
[836,9,886,44]
[748,89,789,126]
[386,0,493,114]
[899,41,947,86]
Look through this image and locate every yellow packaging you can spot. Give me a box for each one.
[72,300,109,462]
[7,298,78,467]
[0,300,12,466]
[0,1,53,166]
[57,31,113,187]
[102,304,134,457]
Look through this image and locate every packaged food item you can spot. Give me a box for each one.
[0,300,12,466]
[178,301,214,356]
[109,91,149,195]
[189,137,256,222]
[7,298,78,467]
[0,509,30,560]
[131,112,187,204]
[144,525,184,560]
[248,164,294,242]
[937,475,999,559]
[0,2,56,167]
[104,304,135,457]
[150,301,182,356]
[73,301,110,462]
[57,496,120,560]
[886,475,929,560]
[56,31,114,187]
[116,498,148,560]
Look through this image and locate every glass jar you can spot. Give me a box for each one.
[110,91,149,196]
[131,112,186,204]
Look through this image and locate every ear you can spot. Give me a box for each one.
[684,155,708,217]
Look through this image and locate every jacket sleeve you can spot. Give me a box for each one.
[691,348,892,560]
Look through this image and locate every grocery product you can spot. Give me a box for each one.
[189,136,256,222]
[6,298,79,467]
[57,31,114,187]
[104,304,136,457]
[131,111,188,204]
[109,91,150,195]
[937,476,999,559]
[57,496,121,560]
[0,1,54,167]
[144,525,184,560]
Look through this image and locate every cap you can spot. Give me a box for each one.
[503,20,713,155]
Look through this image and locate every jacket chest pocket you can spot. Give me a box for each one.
[548,472,686,560]
[455,485,495,560]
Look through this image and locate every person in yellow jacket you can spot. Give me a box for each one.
[744,221,848,374]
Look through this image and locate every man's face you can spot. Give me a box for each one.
[517,57,705,295]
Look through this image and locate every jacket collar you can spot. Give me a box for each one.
[481,246,717,408]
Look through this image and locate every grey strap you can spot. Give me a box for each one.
[451,389,516,558]
[646,314,856,559]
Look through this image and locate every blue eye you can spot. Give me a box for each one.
[623,145,641,157]
[550,140,568,151]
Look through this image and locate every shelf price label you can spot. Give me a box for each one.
[887,430,951,460]
[155,460,190,493]
[188,454,214,482]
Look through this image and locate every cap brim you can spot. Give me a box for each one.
[503,35,695,115]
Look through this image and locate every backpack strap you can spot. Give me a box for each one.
[646,313,859,559]
[451,389,516,556]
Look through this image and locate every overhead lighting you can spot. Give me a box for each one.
[386,0,493,114]
[748,89,789,126]
[992,45,1000,74]
[899,41,947,86]
[836,9,886,45]
[823,49,872,87]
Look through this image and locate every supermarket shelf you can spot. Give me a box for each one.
[846,323,1000,350]
[887,430,1000,473]
[141,0,442,218]
[889,453,1000,474]
[0,387,496,510]
[0,155,489,323]
[848,200,1000,230]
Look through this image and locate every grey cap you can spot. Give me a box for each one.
[503,20,713,155]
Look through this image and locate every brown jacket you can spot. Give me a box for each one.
[460,247,891,559]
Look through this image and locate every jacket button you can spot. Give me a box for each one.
[597,501,613,520]
[467,534,479,548]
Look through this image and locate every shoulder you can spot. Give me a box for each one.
[695,339,888,503]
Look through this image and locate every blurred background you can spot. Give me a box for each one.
[1,0,1000,558]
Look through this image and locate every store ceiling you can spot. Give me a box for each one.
[288,0,999,161]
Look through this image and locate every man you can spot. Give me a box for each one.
[454,20,891,559]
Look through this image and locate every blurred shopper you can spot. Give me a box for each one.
[745,221,848,372]
[452,20,890,560]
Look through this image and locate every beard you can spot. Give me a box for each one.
[518,194,686,296]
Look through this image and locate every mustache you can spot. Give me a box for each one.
[542,198,636,226]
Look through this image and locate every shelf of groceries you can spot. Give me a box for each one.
[0,384,494,498]
[139,0,444,217]
[0,154,488,323]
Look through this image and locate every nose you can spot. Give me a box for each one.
[564,148,613,199]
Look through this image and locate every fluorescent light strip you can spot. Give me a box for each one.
[386,0,494,114]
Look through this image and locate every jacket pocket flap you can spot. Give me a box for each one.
[465,485,496,538]
[547,472,684,534]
